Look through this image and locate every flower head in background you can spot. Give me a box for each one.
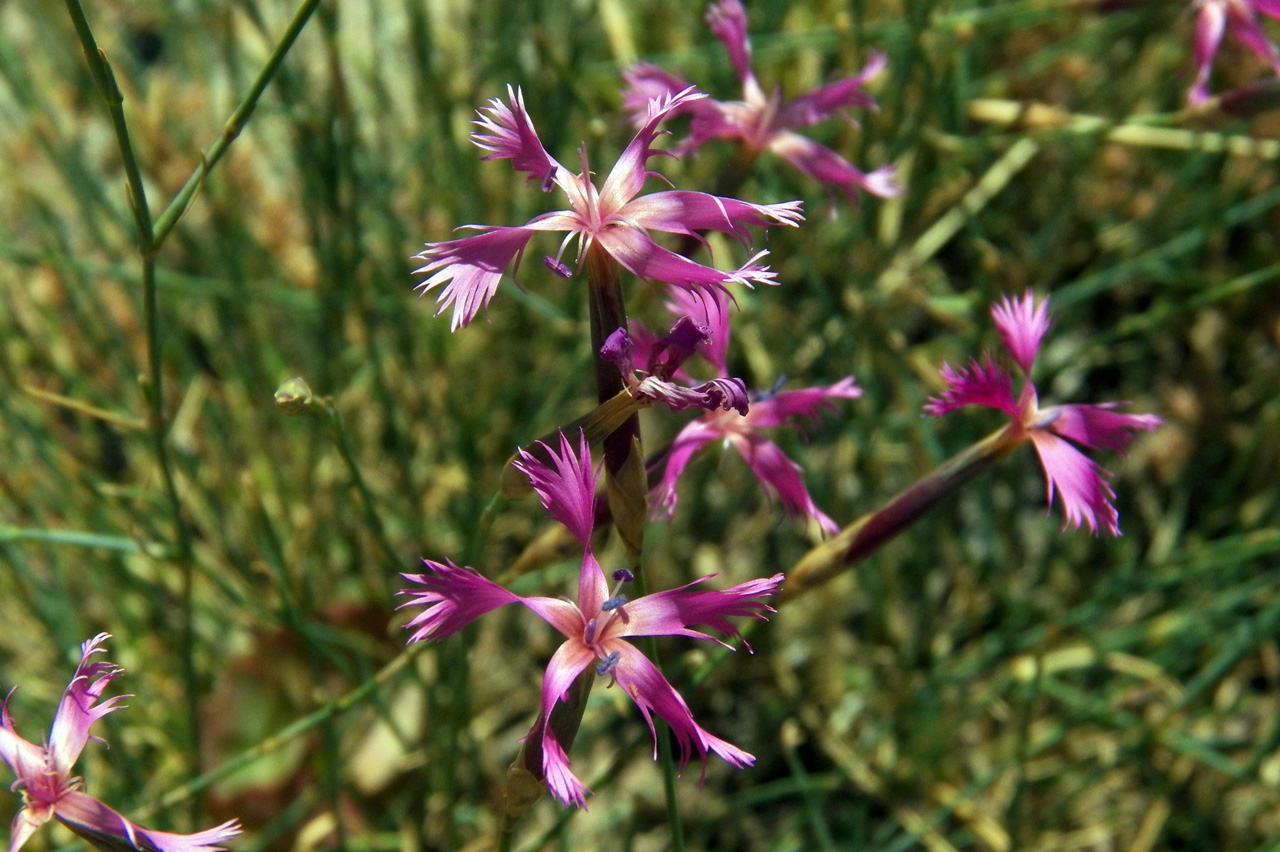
[636,288,861,535]
[622,0,899,205]
[400,431,780,807]
[1,634,241,852]
[1188,0,1280,104]
[413,85,803,330]
[924,291,1162,536]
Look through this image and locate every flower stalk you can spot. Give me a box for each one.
[783,425,1022,601]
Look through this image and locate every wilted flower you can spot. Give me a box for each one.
[399,431,780,807]
[1188,0,1280,104]
[413,85,803,330]
[622,0,898,204]
[924,291,1162,536]
[636,288,860,535]
[1,634,241,852]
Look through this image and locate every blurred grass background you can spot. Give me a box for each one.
[2,0,1279,849]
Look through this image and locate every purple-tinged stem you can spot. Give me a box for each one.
[783,425,1024,601]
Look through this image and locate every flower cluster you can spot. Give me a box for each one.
[413,85,802,330]
[1,635,241,852]
[925,291,1162,536]
[399,431,781,807]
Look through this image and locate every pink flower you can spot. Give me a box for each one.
[1,634,241,852]
[641,288,861,535]
[412,85,803,330]
[924,291,1162,537]
[399,431,780,807]
[622,0,899,205]
[1189,0,1280,104]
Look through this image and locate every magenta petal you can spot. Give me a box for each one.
[608,643,754,773]
[777,54,885,129]
[1029,430,1122,537]
[47,634,126,778]
[923,359,1019,419]
[621,64,698,125]
[598,87,707,213]
[398,560,523,643]
[733,435,840,535]
[991,291,1050,377]
[1043,404,1163,454]
[745,377,861,429]
[471,85,566,190]
[1191,1,1228,104]
[511,430,599,549]
[1,692,49,788]
[413,227,537,331]
[665,287,732,376]
[595,226,752,293]
[54,792,240,852]
[10,805,48,852]
[540,730,592,809]
[705,0,755,85]
[534,642,596,807]
[1226,2,1280,73]
[768,131,901,201]
[622,191,803,244]
[649,420,723,519]
[619,574,781,648]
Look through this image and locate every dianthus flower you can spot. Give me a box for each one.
[1189,0,1280,104]
[1,634,241,852]
[622,0,898,204]
[399,431,780,807]
[626,288,859,535]
[412,85,803,330]
[924,291,1162,536]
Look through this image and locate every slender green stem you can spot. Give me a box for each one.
[63,0,200,807]
[151,0,325,248]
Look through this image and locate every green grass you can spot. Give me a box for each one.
[2,0,1279,850]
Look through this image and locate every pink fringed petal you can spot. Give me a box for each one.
[1029,430,1122,537]
[621,191,802,244]
[55,792,240,852]
[47,634,126,778]
[617,574,781,648]
[777,51,886,129]
[649,420,723,519]
[609,643,754,774]
[511,431,599,549]
[705,0,755,85]
[533,642,596,807]
[923,359,1019,419]
[733,435,841,535]
[1043,404,1163,454]
[745,378,862,429]
[412,227,537,331]
[470,85,567,191]
[768,130,901,201]
[398,560,523,643]
[991,290,1050,376]
[598,87,706,213]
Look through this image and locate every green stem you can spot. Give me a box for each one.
[63,0,200,806]
[151,0,325,248]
